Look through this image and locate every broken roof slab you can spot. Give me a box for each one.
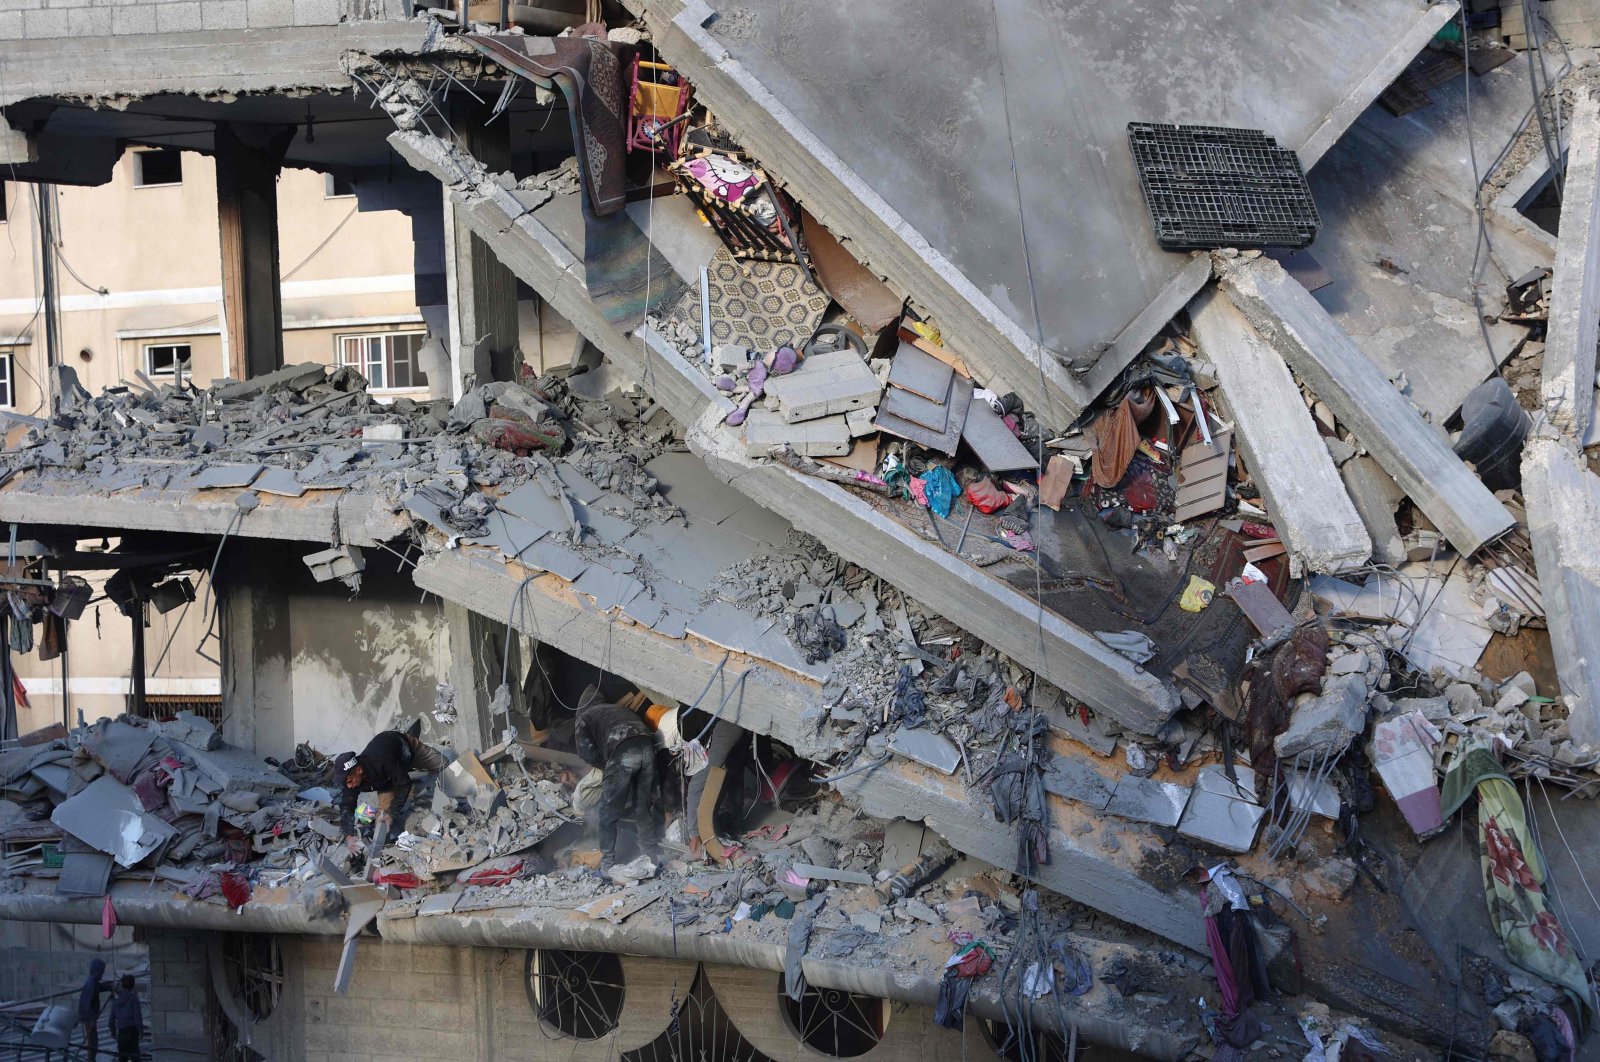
[1306,51,1571,423]
[0,473,409,547]
[624,0,1455,419]
[390,129,1180,734]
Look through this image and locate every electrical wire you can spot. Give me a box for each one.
[281,202,360,282]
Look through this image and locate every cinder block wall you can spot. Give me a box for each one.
[299,937,485,1062]
[141,928,211,1059]
[4,0,406,42]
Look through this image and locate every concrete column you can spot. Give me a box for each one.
[218,575,293,756]
[444,601,519,752]
[215,125,292,381]
[443,100,520,394]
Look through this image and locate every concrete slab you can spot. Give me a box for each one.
[1306,55,1555,423]
[1176,766,1265,853]
[883,726,953,777]
[1105,775,1191,828]
[1542,89,1600,441]
[1522,436,1600,747]
[629,0,1455,420]
[1189,287,1369,573]
[744,409,851,458]
[1217,255,1514,555]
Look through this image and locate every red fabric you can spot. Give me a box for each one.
[101,895,117,939]
[952,947,992,978]
[1240,523,1277,539]
[372,871,422,889]
[461,857,524,887]
[219,871,251,912]
[964,479,1011,514]
[1122,464,1159,512]
[12,673,27,710]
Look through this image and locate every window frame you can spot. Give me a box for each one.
[144,342,193,384]
[0,351,12,409]
[133,149,184,189]
[335,330,429,393]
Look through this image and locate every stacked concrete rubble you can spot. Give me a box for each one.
[3,4,1600,1058]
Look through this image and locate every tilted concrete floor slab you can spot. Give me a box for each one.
[1216,255,1514,556]
[1542,88,1600,442]
[389,128,1182,735]
[624,0,1455,420]
[1189,286,1370,574]
[412,547,1206,950]
[1307,52,1558,425]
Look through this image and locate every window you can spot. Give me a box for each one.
[145,343,192,383]
[338,332,429,390]
[134,149,183,188]
[324,173,356,199]
[0,183,8,224]
[0,352,11,408]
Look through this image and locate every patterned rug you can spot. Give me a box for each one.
[701,248,829,354]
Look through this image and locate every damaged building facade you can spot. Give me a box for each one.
[2,0,1600,1059]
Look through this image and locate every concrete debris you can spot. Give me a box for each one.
[1275,673,1371,758]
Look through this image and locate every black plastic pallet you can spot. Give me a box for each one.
[1127,122,1320,251]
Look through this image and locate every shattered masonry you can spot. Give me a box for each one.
[1,3,1599,1061]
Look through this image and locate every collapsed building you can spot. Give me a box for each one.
[2,0,1599,1059]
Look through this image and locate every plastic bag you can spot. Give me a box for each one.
[922,465,959,518]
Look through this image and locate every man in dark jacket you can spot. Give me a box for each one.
[575,702,659,871]
[107,975,141,1062]
[76,958,108,1058]
[333,719,447,853]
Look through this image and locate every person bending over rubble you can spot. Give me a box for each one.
[575,701,660,872]
[333,719,448,853]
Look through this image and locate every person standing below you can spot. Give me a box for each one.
[574,701,659,873]
[333,719,448,854]
[108,975,142,1062]
[77,958,109,1058]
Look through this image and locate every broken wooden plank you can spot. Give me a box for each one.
[1215,256,1511,556]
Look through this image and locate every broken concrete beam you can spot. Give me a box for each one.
[1189,288,1369,573]
[1216,257,1514,555]
[743,409,851,457]
[1521,436,1600,748]
[1339,456,1407,567]
[689,412,1180,734]
[1541,89,1600,441]
[1274,672,1369,757]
